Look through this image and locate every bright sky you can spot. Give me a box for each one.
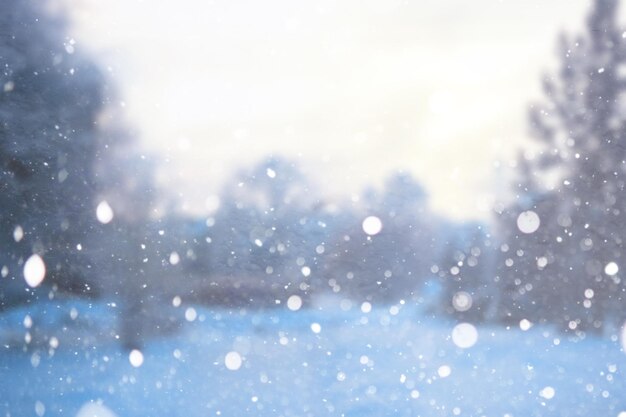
[66,0,591,220]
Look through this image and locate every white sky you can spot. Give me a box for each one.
[65,0,592,220]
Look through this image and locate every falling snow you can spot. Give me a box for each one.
[224,351,243,371]
[605,262,619,276]
[452,291,472,312]
[539,386,556,400]
[451,322,478,349]
[96,201,114,224]
[128,349,144,367]
[23,254,46,288]
[516,210,540,234]
[437,365,452,378]
[310,322,322,334]
[2,0,626,416]
[362,216,383,236]
[287,295,303,311]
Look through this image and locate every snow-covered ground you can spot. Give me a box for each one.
[1,297,625,417]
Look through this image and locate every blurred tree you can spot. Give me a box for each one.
[195,157,327,306]
[0,0,163,350]
[495,0,626,333]
[329,173,436,303]
[0,0,107,306]
[433,222,495,321]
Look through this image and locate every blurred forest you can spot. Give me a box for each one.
[2,0,626,350]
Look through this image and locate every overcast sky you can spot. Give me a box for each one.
[65,0,592,220]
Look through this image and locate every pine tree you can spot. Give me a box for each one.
[0,0,106,305]
[495,0,626,332]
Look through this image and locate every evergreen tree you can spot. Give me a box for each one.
[0,1,161,350]
[495,0,626,332]
[0,0,106,306]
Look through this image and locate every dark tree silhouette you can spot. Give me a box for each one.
[495,0,626,333]
[0,0,107,306]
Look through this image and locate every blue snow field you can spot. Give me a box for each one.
[1,297,625,417]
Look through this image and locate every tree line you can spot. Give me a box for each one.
[1,0,625,348]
